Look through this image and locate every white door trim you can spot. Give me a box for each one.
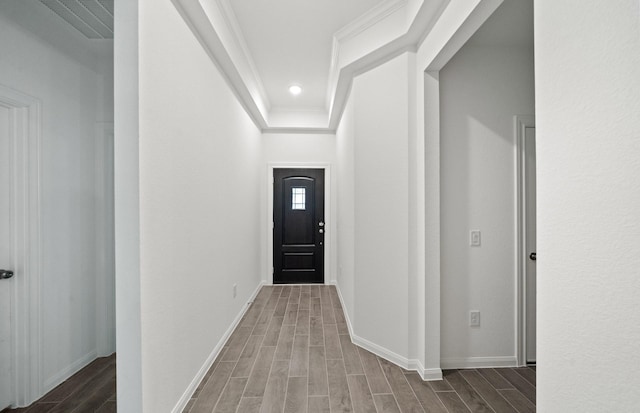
[515,115,535,367]
[266,163,332,285]
[95,122,115,357]
[0,84,43,407]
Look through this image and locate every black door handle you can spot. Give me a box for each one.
[0,269,14,279]
[529,252,536,261]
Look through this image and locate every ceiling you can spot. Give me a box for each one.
[467,0,533,47]
[28,0,534,131]
[39,0,113,39]
[228,0,385,111]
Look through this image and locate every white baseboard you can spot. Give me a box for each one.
[43,349,98,393]
[329,281,443,381]
[440,356,518,370]
[171,281,266,413]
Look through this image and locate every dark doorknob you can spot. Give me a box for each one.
[529,252,536,261]
[0,269,14,279]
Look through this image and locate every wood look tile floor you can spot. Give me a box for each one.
[8,353,116,413]
[185,285,537,413]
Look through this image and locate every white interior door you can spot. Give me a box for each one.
[525,126,537,363]
[0,105,14,409]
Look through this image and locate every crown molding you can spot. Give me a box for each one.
[215,0,271,111]
[171,0,459,133]
[335,0,408,43]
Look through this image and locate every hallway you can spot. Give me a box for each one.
[185,285,536,413]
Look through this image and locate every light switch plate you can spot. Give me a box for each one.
[470,230,481,246]
[470,311,480,327]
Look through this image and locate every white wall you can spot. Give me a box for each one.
[114,0,142,409]
[535,1,640,411]
[0,0,114,396]
[336,54,412,362]
[261,133,337,283]
[336,97,356,322]
[134,0,263,410]
[439,42,534,366]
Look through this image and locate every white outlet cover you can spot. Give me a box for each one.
[470,230,481,246]
[470,311,480,326]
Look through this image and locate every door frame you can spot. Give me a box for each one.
[515,115,535,367]
[0,84,43,407]
[267,163,332,285]
[95,122,115,357]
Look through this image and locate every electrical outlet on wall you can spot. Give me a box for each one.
[470,230,481,247]
[233,284,237,298]
[470,310,480,327]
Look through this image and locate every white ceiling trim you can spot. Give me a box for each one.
[215,0,271,112]
[335,0,408,43]
[171,0,451,133]
[326,0,408,110]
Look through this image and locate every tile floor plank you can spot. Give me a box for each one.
[237,397,263,413]
[476,369,514,390]
[357,347,392,394]
[513,368,536,387]
[263,316,284,347]
[39,356,114,403]
[284,304,299,325]
[373,394,402,413]
[498,390,536,413]
[309,316,324,346]
[47,363,116,413]
[346,375,377,413]
[428,376,453,392]
[339,335,364,375]
[232,334,264,378]
[458,370,517,413]
[259,360,290,413]
[378,359,424,413]
[274,297,289,317]
[253,309,274,336]
[436,392,472,413]
[213,377,247,413]
[443,370,493,413]
[308,396,330,413]
[326,359,354,413]
[274,325,296,360]
[243,347,277,398]
[289,334,310,377]
[324,323,342,360]
[222,326,253,362]
[296,309,310,336]
[405,373,448,413]
[300,292,311,310]
[95,400,117,413]
[190,362,235,413]
[310,297,322,318]
[284,376,308,413]
[72,377,116,413]
[495,369,536,405]
[308,346,329,396]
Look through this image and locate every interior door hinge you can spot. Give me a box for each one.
[272,267,274,275]
[272,221,274,230]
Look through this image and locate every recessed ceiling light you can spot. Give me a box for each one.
[289,85,302,96]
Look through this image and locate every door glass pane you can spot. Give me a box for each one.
[291,187,306,210]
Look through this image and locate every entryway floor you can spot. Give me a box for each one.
[186,285,536,413]
[9,285,536,412]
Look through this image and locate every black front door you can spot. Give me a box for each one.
[273,168,324,284]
